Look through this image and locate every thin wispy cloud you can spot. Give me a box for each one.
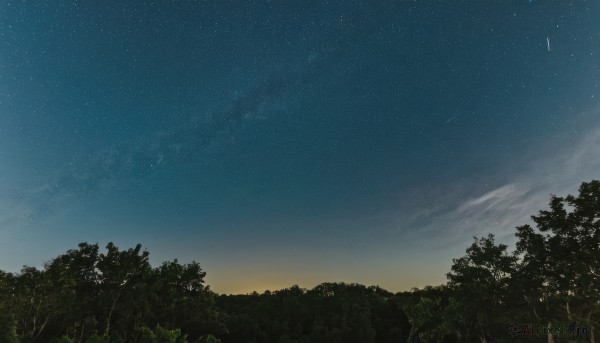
[403,109,600,252]
[457,184,526,214]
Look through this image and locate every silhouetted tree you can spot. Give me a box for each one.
[446,234,517,342]
[1,180,599,343]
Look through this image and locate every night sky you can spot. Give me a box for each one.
[1,0,599,294]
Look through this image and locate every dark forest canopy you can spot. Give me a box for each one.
[1,180,599,343]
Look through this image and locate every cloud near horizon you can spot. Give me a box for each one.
[401,110,600,254]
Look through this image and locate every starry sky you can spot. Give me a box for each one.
[0,0,599,294]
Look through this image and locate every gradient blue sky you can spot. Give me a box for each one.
[0,0,599,293]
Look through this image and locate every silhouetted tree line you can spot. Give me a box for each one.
[1,180,599,342]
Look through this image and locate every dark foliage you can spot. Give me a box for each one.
[1,180,599,342]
